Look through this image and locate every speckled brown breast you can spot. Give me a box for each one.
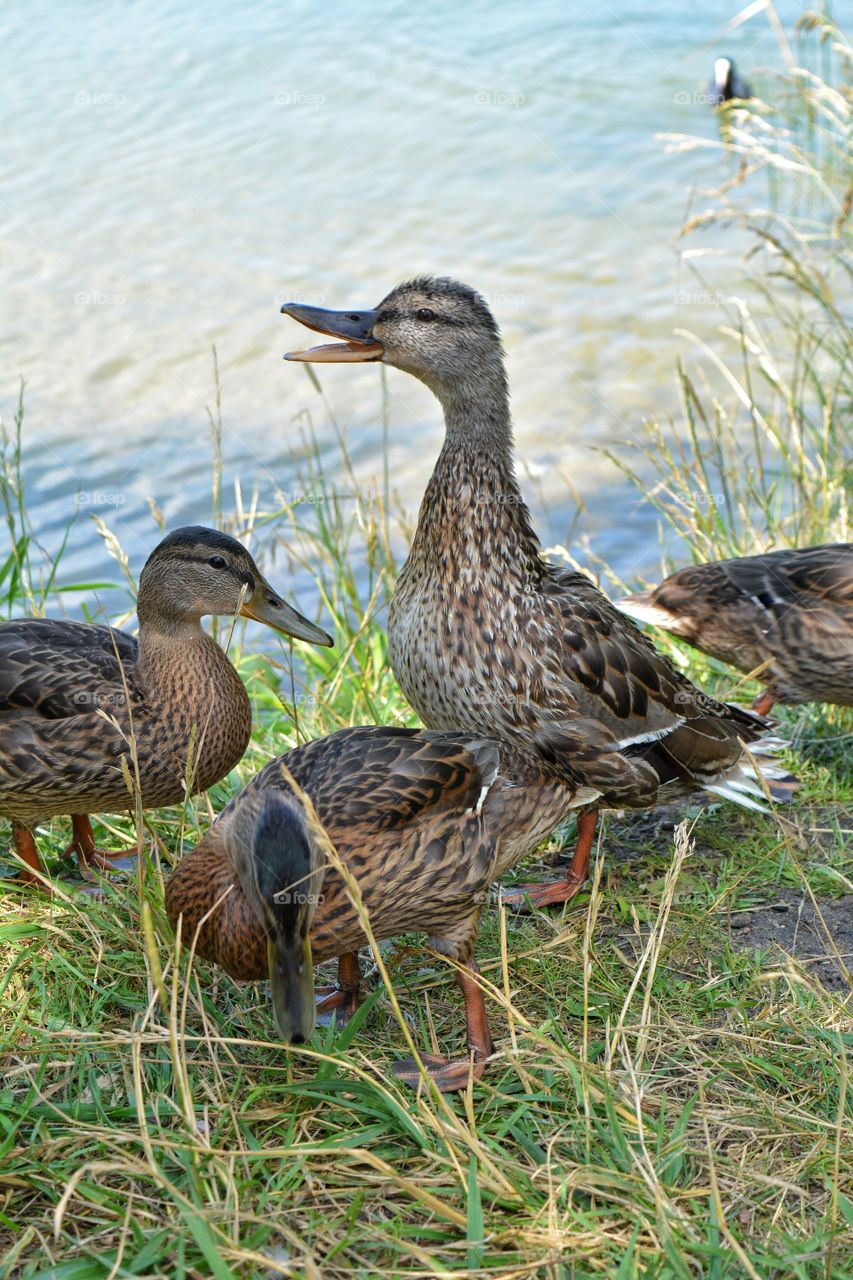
[388,442,774,809]
[0,625,251,828]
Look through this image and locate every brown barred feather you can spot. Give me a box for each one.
[617,544,853,707]
[0,528,330,873]
[165,725,576,980]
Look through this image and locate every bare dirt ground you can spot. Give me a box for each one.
[725,888,853,991]
[535,802,853,992]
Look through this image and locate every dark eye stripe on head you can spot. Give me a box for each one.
[163,552,253,589]
[379,277,500,336]
[377,306,465,327]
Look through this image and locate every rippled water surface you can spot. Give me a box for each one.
[2,0,798,609]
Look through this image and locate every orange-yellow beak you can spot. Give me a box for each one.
[281,302,384,363]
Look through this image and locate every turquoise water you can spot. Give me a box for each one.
[2,0,799,611]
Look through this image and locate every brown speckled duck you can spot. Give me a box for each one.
[616,544,853,714]
[0,526,332,885]
[281,278,795,910]
[165,724,597,1090]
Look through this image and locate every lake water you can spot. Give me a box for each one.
[2,0,801,619]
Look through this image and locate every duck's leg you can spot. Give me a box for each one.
[392,908,493,1092]
[315,951,362,1026]
[392,958,493,1092]
[63,815,138,875]
[500,809,597,911]
[752,690,776,717]
[5,823,48,888]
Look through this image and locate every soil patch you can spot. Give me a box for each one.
[726,888,853,991]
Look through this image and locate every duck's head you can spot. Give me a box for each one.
[282,277,506,405]
[709,56,750,104]
[137,526,333,645]
[227,791,325,1044]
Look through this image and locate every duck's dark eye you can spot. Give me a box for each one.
[417,307,436,322]
[209,555,227,569]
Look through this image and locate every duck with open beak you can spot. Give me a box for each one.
[281,303,384,363]
[280,278,799,915]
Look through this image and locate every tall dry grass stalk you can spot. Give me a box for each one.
[609,6,851,566]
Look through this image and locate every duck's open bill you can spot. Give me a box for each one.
[281,302,384,363]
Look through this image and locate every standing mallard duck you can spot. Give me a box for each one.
[0,526,332,885]
[165,724,593,1090]
[616,544,853,714]
[281,278,795,909]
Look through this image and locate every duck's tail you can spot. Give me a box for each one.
[627,700,800,813]
[248,792,324,1045]
[704,728,800,811]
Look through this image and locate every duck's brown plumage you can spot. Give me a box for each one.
[281,279,793,912]
[377,280,777,799]
[165,724,579,979]
[388,437,771,805]
[0,616,252,823]
[0,526,332,881]
[165,725,581,1088]
[617,544,853,711]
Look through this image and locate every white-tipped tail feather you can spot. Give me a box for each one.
[618,719,685,749]
[701,732,796,813]
[706,783,768,813]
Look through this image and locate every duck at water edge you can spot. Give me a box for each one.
[281,278,797,910]
[0,526,331,886]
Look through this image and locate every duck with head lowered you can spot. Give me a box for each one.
[0,526,332,885]
[165,723,596,1090]
[281,278,796,909]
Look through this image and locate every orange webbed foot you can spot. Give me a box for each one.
[64,816,137,877]
[315,952,362,1027]
[391,1051,489,1093]
[499,871,586,912]
[501,810,597,912]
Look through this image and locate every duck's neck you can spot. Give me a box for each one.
[409,372,542,580]
[433,365,514,455]
[134,615,247,716]
[133,615,251,789]
[135,610,221,673]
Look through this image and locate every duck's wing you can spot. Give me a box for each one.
[732,544,853,611]
[725,544,853,671]
[632,544,853,626]
[0,619,138,720]
[532,566,769,801]
[617,544,853,705]
[243,725,500,834]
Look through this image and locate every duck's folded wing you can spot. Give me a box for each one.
[247,725,500,832]
[0,619,138,720]
[722,545,853,661]
[728,544,853,606]
[534,567,766,799]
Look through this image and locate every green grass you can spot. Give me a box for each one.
[2,7,852,1277]
[2,773,851,1279]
